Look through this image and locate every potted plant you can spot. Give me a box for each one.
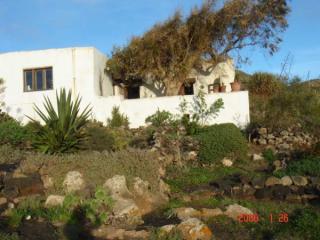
[219,82,226,92]
[230,79,241,92]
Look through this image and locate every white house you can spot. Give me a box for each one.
[0,47,250,128]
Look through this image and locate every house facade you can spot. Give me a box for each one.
[0,47,249,128]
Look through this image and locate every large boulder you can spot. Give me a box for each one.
[291,176,308,186]
[111,197,143,227]
[45,195,65,207]
[177,218,212,240]
[104,175,143,228]
[63,171,85,193]
[200,208,223,219]
[174,207,201,221]
[280,176,293,186]
[265,176,281,187]
[104,175,132,198]
[224,204,253,220]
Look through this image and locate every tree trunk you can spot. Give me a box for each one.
[164,80,183,96]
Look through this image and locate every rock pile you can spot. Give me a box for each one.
[251,126,317,153]
[209,174,320,203]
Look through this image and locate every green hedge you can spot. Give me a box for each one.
[0,120,31,146]
[195,123,248,163]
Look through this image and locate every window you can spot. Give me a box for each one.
[179,78,195,95]
[124,86,140,99]
[23,67,53,92]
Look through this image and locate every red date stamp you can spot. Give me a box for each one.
[238,213,289,223]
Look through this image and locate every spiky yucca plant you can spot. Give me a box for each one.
[29,89,91,154]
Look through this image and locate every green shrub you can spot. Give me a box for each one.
[0,233,19,240]
[145,109,173,127]
[108,128,132,151]
[285,208,320,240]
[8,188,113,228]
[249,74,320,133]
[248,72,284,97]
[84,121,115,152]
[82,186,113,226]
[195,123,248,163]
[29,89,91,154]
[0,109,14,123]
[262,149,276,164]
[177,90,224,135]
[0,120,31,146]
[274,156,320,177]
[107,106,129,128]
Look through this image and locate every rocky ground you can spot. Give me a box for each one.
[0,126,319,240]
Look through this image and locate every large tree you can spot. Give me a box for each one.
[106,0,290,96]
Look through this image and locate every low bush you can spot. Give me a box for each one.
[8,188,113,228]
[285,208,320,240]
[249,73,320,133]
[0,120,31,146]
[0,109,14,123]
[247,72,284,97]
[107,106,129,128]
[262,149,277,164]
[84,121,115,152]
[195,123,248,163]
[145,109,173,127]
[274,156,320,177]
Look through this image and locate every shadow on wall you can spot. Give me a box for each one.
[5,106,24,122]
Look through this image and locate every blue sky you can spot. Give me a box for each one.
[0,0,319,79]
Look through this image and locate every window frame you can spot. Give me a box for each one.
[23,67,53,92]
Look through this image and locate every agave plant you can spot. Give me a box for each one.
[29,88,92,154]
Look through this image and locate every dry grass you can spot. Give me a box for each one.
[0,146,161,194]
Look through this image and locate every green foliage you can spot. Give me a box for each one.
[84,121,115,152]
[0,109,14,123]
[178,90,224,135]
[0,233,20,240]
[248,72,284,96]
[107,106,129,128]
[166,165,247,193]
[265,82,320,132]
[249,74,320,133]
[29,88,91,154]
[0,119,31,146]
[274,156,320,177]
[82,186,113,226]
[191,90,224,126]
[195,123,248,163]
[7,188,113,228]
[286,208,320,240]
[262,149,276,164]
[145,109,174,127]
[108,128,131,150]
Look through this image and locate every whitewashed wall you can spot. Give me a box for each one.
[91,91,250,128]
[0,47,249,128]
[0,47,114,121]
